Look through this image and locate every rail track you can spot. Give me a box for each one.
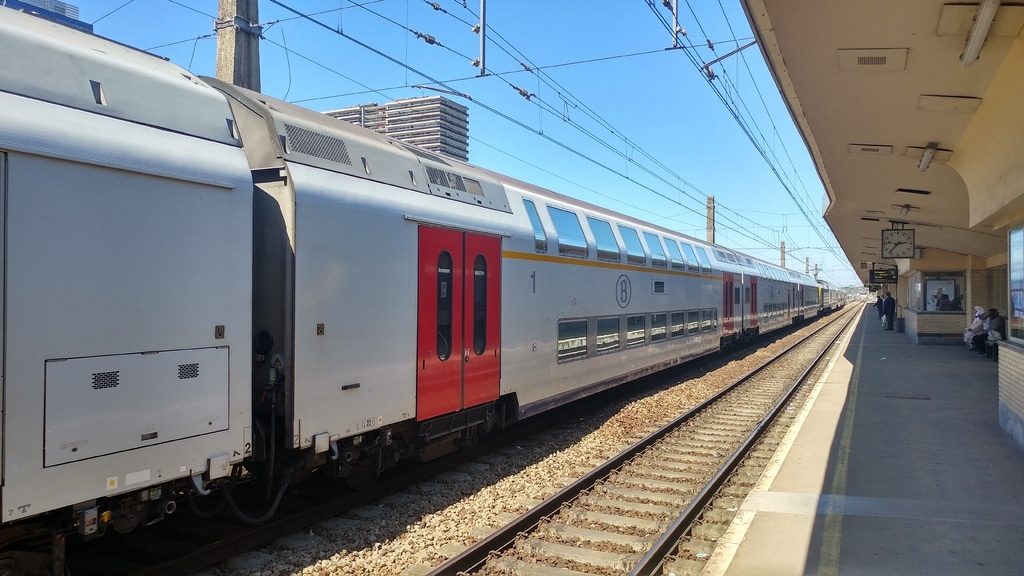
[428,306,857,576]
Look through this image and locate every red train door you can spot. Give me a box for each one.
[416,227,501,420]
[723,273,735,333]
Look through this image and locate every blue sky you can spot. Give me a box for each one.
[84,0,861,287]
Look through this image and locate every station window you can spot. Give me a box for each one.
[596,317,621,353]
[651,313,667,342]
[522,199,547,253]
[618,226,647,265]
[626,315,646,346]
[557,319,588,362]
[587,217,621,262]
[643,232,668,268]
[1012,228,1024,340]
[664,240,685,271]
[472,255,487,355]
[679,242,701,273]
[670,312,686,338]
[436,251,454,361]
[547,206,588,258]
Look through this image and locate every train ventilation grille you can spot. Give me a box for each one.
[284,124,353,166]
[178,363,200,380]
[92,371,120,390]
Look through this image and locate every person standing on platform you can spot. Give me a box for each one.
[874,295,884,322]
[883,291,896,330]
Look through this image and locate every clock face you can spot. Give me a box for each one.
[881,229,915,258]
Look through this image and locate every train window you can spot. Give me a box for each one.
[701,309,712,331]
[713,308,719,330]
[436,252,454,361]
[626,315,646,346]
[735,286,741,304]
[652,280,666,294]
[472,255,487,355]
[643,232,668,268]
[664,240,685,271]
[618,226,647,265]
[744,286,750,303]
[687,310,700,335]
[596,317,621,353]
[651,313,667,342]
[695,247,713,271]
[547,206,588,258]
[557,319,588,362]
[522,199,548,253]
[587,217,621,262]
[670,312,686,338]
[713,249,730,263]
[679,242,701,273]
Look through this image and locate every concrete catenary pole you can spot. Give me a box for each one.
[706,196,715,244]
[215,0,261,91]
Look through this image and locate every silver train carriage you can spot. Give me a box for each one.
[0,6,823,573]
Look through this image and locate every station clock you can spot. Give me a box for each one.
[881,229,915,259]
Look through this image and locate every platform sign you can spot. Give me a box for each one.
[870,269,897,283]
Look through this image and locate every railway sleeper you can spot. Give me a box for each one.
[519,536,642,572]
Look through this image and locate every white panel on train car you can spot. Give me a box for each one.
[44,347,229,467]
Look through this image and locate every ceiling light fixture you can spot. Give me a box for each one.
[899,204,911,217]
[918,142,939,172]
[961,0,1001,67]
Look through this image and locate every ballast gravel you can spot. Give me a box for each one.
[206,329,810,576]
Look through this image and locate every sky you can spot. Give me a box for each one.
[81,0,862,287]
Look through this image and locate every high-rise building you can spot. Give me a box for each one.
[325,96,469,161]
[4,0,90,32]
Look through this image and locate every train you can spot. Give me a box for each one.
[0,7,843,574]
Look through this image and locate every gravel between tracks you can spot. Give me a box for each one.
[207,328,811,576]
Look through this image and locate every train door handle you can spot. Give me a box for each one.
[464,349,470,363]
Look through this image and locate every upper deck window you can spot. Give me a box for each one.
[643,232,668,268]
[522,199,547,253]
[679,242,701,273]
[617,226,646,266]
[695,246,713,271]
[587,217,621,262]
[547,206,588,258]
[664,240,685,271]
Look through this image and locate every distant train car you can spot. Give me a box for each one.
[0,7,832,574]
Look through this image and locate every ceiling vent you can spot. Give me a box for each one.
[838,49,908,71]
[896,188,932,196]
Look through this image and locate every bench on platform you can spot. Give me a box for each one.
[985,340,999,361]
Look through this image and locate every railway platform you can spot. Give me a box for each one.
[702,305,1024,576]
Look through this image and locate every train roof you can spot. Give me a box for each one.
[202,77,514,214]
[0,7,239,147]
